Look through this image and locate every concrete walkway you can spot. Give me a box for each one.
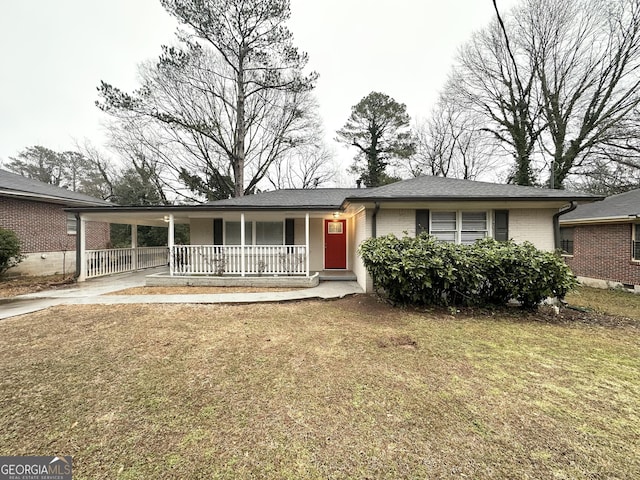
[0,268,364,320]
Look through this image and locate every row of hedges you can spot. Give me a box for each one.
[358,235,576,309]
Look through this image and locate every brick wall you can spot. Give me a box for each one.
[564,223,640,286]
[0,196,110,253]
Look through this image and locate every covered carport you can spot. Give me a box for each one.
[66,206,193,281]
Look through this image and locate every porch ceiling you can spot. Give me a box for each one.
[79,211,185,227]
[78,209,343,226]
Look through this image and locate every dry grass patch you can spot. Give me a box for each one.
[0,274,73,298]
[0,296,638,479]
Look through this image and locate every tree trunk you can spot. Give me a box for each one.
[233,53,246,198]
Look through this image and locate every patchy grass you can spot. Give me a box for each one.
[0,274,74,298]
[566,285,640,319]
[0,296,638,479]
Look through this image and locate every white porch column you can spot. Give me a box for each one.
[240,213,246,277]
[305,213,310,276]
[168,214,175,276]
[131,223,138,270]
[78,215,87,282]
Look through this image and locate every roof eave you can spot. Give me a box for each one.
[65,204,341,213]
[1,190,112,207]
[341,195,602,208]
[560,215,639,225]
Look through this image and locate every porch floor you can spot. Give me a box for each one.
[145,271,321,288]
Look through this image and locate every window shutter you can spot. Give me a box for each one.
[494,210,509,241]
[416,210,430,236]
[285,219,295,245]
[213,218,223,245]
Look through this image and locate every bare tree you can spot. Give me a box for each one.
[567,159,640,194]
[411,98,502,181]
[449,14,543,185]
[519,0,640,187]
[98,0,318,198]
[266,144,337,189]
[446,0,640,188]
[73,139,118,200]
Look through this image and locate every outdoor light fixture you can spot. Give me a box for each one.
[333,212,341,219]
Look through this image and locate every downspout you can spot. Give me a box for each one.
[74,212,81,280]
[372,202,380,238]
[553,201,577,250]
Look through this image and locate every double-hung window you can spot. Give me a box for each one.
[225,221,284,245]
[430,212,457,243]
[634,224,640,261]
[66,213,77,235]
[430,211,488,244]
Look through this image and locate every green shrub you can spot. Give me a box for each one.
[0,228,24,276]
[358,234,576,309]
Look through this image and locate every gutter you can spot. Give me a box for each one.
[553,201,578,250]
[372,202,381,238]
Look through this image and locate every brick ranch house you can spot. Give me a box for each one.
[560,188,640,292]
[68,175,600,292]
[0,169,111,276]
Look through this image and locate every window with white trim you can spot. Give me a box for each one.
[430,211,488,244]
[66,213,77,234]
[633,224,640,261]
[225,221,284,245]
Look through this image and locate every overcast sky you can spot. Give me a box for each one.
[0,0,519,181]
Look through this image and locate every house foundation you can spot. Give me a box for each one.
[145,272,320,288]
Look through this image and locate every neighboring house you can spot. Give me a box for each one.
[0,169,111,276]
[67,175,599,292]
[560,188,640,291]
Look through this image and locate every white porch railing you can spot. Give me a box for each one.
[172,245,308,276]
[86,246,168,279]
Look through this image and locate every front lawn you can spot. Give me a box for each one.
[0,295,638,479]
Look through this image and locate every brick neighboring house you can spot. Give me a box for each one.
[560,188,640,291]
[0,169,111,276]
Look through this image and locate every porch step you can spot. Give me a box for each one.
[317,270,357,282]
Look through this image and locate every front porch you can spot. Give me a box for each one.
[74,208,357,287]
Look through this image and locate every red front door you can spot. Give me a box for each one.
[324,219,347,269]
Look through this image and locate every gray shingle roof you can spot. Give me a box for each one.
[346,176,601,201]
[0,169,111,206]
[561,188,640,222]
[203,176,601,210]
[206,188,362,209]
